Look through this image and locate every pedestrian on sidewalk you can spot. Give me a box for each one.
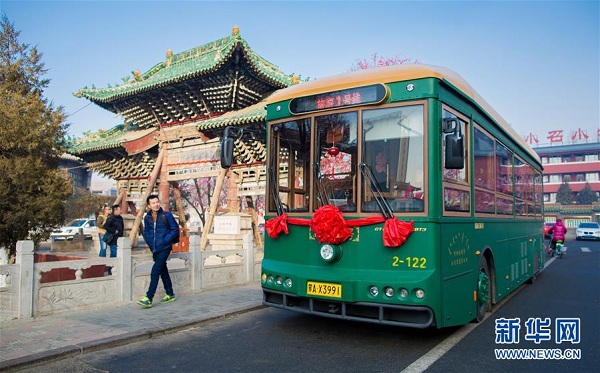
[103,204,124,258]
[97,205,111,257]
[137,194,179,308]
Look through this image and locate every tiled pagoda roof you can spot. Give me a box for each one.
[73,27,294,129]
[68,27,297,179]
[197,100,266,131]
[66,126,158,179]
[544,203,600,215]
[68,125,127,154]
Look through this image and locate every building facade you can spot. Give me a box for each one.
[533,141,600,226]
[59,153,91,194]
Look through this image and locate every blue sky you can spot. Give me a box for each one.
[3,0,599,147]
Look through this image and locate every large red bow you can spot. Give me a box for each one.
[264,213,289,238]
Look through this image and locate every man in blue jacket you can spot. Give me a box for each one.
[137,194,180,308]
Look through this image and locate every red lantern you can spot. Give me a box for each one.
[327,146,340,156]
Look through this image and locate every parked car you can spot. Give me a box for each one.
[543,222,555,239]
[575,222,600,241]
[50,218,97,241]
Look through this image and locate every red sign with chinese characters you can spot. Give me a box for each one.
[289,84,387,114]
[524,128,598,145]
[546,130,564,144]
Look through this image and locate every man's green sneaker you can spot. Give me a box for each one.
[137,296,152,308]
[160,294,176,304]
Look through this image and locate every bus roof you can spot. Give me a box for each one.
[268,64,540,165]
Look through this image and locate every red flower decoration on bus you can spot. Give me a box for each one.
[310,205,352,244]
[265,214,289,238]
[382,219,414,247]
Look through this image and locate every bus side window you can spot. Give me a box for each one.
[442,108,470,215]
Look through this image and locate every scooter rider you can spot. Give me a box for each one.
[548,218,567,254]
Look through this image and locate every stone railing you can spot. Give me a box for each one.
[0,234,262,321]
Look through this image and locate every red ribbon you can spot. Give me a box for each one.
[383,219,414,247]
[264,205,414,248]
[264,213,289,238]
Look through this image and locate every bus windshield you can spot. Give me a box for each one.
[315,112,358,212]
[268,104,425,214]
[362,104,425,213]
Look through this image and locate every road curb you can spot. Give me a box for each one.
[0,303,264,372]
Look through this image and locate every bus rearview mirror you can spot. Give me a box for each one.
[220,137,235,169]
[442,118,459,133]
[445,134,464,169]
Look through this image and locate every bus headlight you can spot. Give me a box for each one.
[261,273,267,283]
[384,287,395,298]
[275,276,283,286]
[369,286,379,297]
[284,278,293,288]
[320,244,342,262]
[267,275,274,285]
[415,289,425,299]
[399,288,409,298]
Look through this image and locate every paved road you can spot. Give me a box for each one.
[425,238,600,373]
[15,307,460,372]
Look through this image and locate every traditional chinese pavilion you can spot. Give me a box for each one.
[69,26,296,237]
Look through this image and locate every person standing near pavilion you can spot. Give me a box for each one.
[97,205,111,257]
[137,194,179,308]
[103,204,124,258]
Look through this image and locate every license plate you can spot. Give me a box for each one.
[307,281,342,298]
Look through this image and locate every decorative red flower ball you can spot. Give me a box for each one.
[310,205,352,244]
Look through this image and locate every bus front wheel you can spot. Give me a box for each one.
[476,256,491,323]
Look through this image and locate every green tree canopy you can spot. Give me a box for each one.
[65,191,113,221]
[0,14,71,261]
[576,182,598,205]
[556,181,573,205]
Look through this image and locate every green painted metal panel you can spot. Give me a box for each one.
[388,78,439,102]
[266,100,293,121]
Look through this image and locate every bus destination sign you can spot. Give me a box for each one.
[289,84,387,114]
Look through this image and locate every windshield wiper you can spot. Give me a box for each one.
[360,163,394,219]
[268,166,284,216]
[313,161,329,207]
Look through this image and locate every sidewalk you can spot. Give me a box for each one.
[0,282,263,371]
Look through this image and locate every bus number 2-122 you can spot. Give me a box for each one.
[392,256,426,269]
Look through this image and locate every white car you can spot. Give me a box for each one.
[50,218,97,241]
[575,222,600,241]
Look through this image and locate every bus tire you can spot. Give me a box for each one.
[526,272,537,284]
[476,255,491,323]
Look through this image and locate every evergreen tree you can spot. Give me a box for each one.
[555,181,573,205]
[0,14,71,262]
[65,191,113,220]
[576,182,598,205]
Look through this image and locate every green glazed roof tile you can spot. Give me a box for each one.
[74,33,293,103]
[197,100,266,131]
[67,125,156,155]
[543,204,600,215]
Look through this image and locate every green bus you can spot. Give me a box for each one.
[223,64,544,328]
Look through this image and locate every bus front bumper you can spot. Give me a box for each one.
[263,289,435,328]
